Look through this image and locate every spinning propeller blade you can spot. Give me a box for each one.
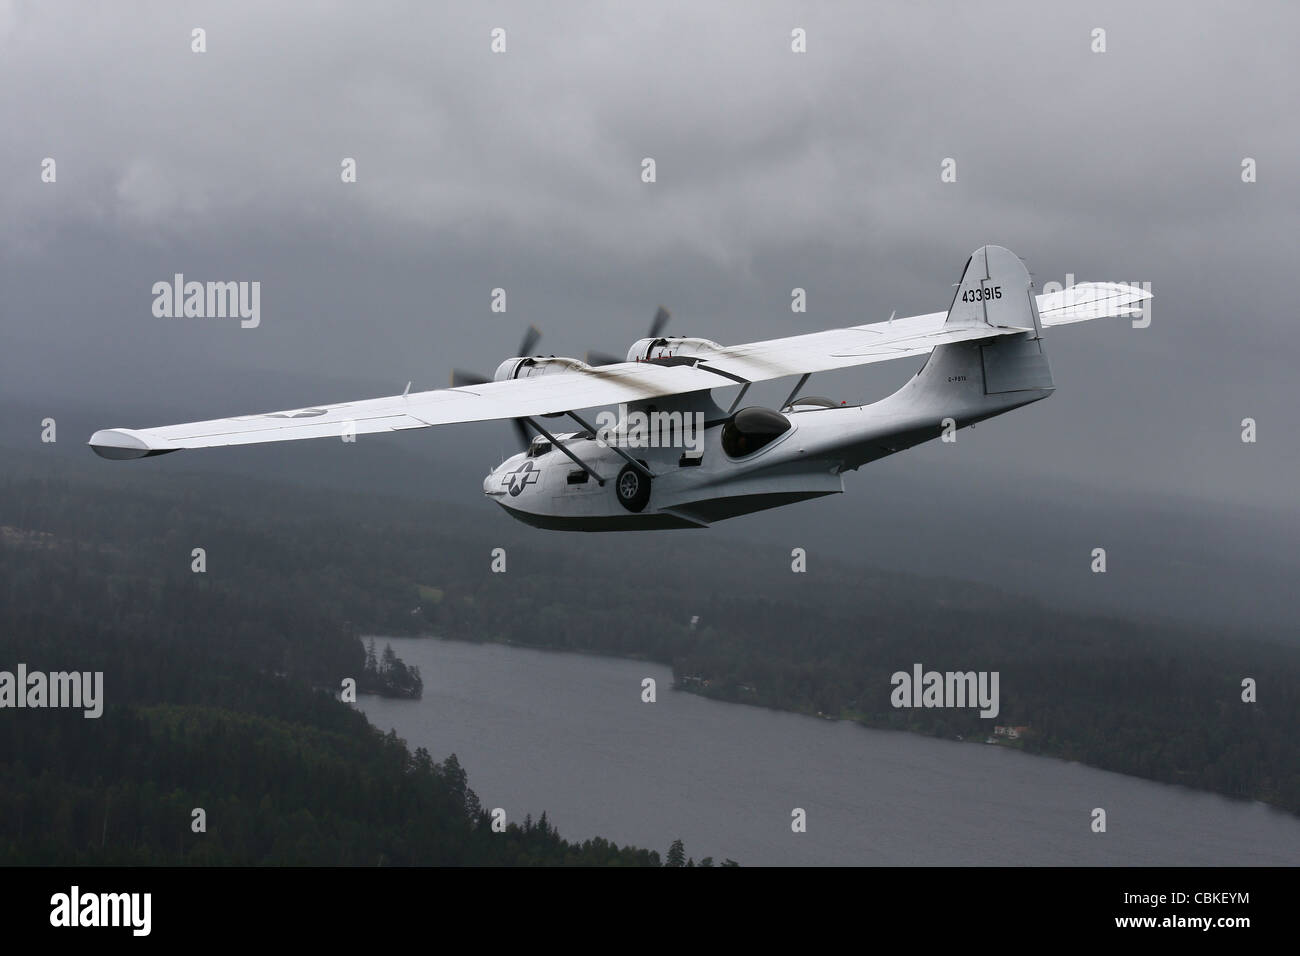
[649,305,671,339]
[450,369,489,388]
[512,418,531,451]
[518,324,541,357]
[584,350,623,367]
[451,326,544,449]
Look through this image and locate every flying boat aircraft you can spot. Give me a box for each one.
[90,245,1150,530]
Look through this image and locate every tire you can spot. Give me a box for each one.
[615,462,651,513]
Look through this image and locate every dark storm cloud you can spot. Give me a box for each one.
[1,0,1297,518]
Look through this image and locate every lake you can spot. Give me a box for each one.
[357,637,1300,866]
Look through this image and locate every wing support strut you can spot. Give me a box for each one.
[565,410,654,479]
[520,416,606,486]
[726,383,750,414]
[780,373,811,410]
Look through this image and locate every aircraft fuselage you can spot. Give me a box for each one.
[485,334,1053,530]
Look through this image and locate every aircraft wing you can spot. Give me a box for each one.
[90,281,1149,459]
[89,363,718,458]
[693,281,1149,380]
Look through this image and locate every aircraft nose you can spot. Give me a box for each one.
[482,472,495,494]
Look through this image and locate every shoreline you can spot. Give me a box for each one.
[359,632,1300,822]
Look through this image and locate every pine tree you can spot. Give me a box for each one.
[666,838,686,867]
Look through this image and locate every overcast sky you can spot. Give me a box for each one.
[2,0,1296,522]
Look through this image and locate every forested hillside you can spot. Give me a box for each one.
[0,474,672,864]
[2,459,1297,858]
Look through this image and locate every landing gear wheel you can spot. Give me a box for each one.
[615,462,651,513]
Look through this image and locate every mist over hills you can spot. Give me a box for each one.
[3,391,1294,643]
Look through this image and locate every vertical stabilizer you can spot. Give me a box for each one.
[945,245,1037,332]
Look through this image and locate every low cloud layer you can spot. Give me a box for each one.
[2,0,1296,514]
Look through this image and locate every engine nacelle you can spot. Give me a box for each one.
[626,336,725,364]
[493,356,588,381]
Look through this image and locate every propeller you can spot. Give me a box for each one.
[586,306,672,367]
[450,368,489,387]
[517,324,542,357]
[583,349,622,368]
[450,325,544,450]
[452,309,671,450]
[510,418,531,451]
[649,305,671,338]
[452,324,542,389]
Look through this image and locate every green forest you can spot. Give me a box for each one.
[0,470,704,865]
[1,456,1298,867]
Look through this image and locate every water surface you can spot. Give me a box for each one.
[357,637,1300,866]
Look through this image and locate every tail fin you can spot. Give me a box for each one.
[930,245,1053,398]
[945,244,1042,337]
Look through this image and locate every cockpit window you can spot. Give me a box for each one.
[721,407,791,458]
[527,441,552,458]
